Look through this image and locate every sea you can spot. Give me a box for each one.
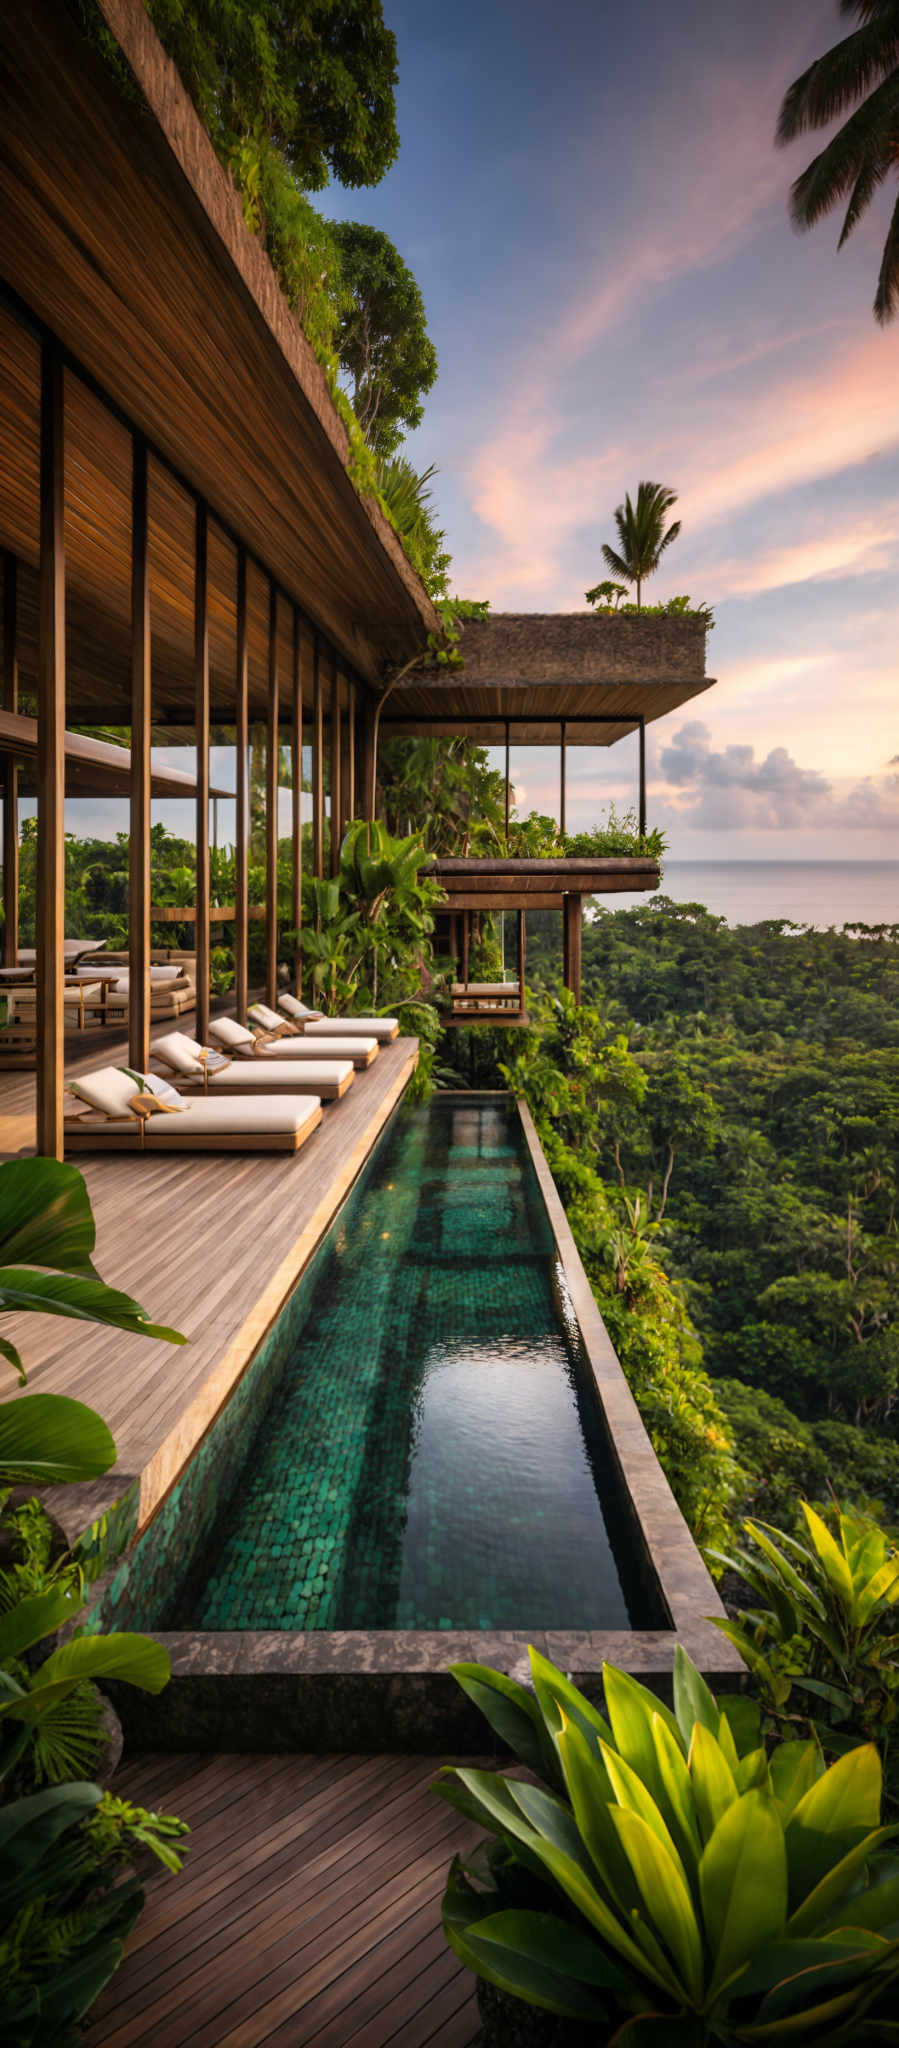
[593,862,899,931]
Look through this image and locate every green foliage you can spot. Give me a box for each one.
[375,457,451,598]
[435,1643,899,2040]
[776,0,899,324]
[710,1506,899,1802]
[586,589,715,628]
[331,222,438,455]
[597,481,682,608]
[0,1780,186,2044]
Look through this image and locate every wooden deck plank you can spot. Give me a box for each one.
[91,1753,481,2048]
[0,1013,418,1537]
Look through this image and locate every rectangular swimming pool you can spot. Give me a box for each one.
[166,1097,651,1634]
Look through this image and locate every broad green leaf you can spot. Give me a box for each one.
[753,1933,890,2023]
[463,1908,626,2018]
[718,1691,762,1760]
[785,1746,883,1906]
[0,1393,116,1484]
[737,1934,889,2001]
[735,1748,771,1794]
[0,1158,99,1274]
[0,1582,83,1664]
[530,1646,613,1756]
[0,1267,185,1346]
[823,1866,899,1936]
[769,1740,823,1821]
[858,1560,899,1623]
[0,1780,100,1877]
[449,1662,557,1783]
[0,1632,170,1721]
[787,1827,897,1938]
[651,1714,703,1877]
[688,1721,738,1846]
[602,1663,684,1811]
[741,1982,882,2039]
[801,1504,855,1606]
[599,1739,692,1893]
[672,1644,720,1748]
[744,1521,824,1614]
[610,1806,704,2003]
[553,1715,641,1910]
[699,1789,787,1997]
[0,1335,25,1386]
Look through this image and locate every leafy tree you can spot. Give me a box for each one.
[776,0,899,323]
[332,223,438,456]
[597,480,681,609]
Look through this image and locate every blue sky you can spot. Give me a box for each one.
[320,0,899,859]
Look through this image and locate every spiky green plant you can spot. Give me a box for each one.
[599,482,681,609]
[776,0,899,324]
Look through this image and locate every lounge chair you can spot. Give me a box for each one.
[277,992,400,1043]
[64,1066,322,1152]
[150,1031,354,1101]
[209,1015,379,1070]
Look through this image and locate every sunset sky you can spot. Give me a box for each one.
[324,0,899,860]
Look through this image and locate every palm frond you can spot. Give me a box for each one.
[788,74,899,230]
[874,182,899,318]
[600,543,631,581]
[776,17,899,144]
[656,520,682,555]
[839,154,891,242]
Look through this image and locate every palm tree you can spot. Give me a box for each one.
[776,1,899,324]
[600,482,681,609]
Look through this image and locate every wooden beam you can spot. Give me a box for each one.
[312,633,323,879]
[266,580,279,1005]
[128,435,151,1071]
[560,717,567,837]
[329,656,341,878]
[234,546,249,1022]
[346,682,356,825]
[2,553,19,968]
[563,892,582,1003]
[36,343,65,1159]
[461,911,470,989]
[291,608,302,995]
[194,500,210,1042]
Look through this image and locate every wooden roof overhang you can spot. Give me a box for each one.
[387,613,714,744]
[0,709,229,800]
[424,856,660,910]
[0,0,440,725]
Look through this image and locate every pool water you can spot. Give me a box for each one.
[184,1099,636,1632]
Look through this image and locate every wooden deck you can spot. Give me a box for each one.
[0,1017,418,1537]
[89,1750,481,2046]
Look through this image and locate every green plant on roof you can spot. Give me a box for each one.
[708,1504,899,1799]
[434,1643,899,2041]
[598,481,681,610]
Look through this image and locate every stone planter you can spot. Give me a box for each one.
[476,1980,606,2047]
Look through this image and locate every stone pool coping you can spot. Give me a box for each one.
[106,1093,744,1751]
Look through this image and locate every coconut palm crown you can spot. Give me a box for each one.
[600,481,681,609]
[776,0,899,324]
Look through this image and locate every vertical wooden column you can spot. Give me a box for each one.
[312,633,323,879]
[461,910,470,989]
[129,436,151,1072]
[194,501,210,1043]
[234,548,249,1023]
[638,715,646,840]
[329,657,341,878]
[36,344,66,1159]
[559,719,567,837]
[2,554,19,967]
[360,696,377,824]
[345,683,356,824]
[504,718,511,838]
[291,609,302,995]
[266,582,279,1006]
[563,893,582,1003]
[518,907,526,997]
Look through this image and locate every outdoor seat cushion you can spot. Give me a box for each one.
[251,1035,376,1061]
[248,1002,288,1032]
[278,993,323,1023]
[207,1016,258,1052]
[142,1095,319,1139]
[150,1030,209,1077]
[302,1017,398,1042]
[69,1066,144,1119]
[202,1059,352,1092]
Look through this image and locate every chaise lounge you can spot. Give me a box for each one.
[275,993,400,1042]
[64,1066,322,1152]
[209,1015,379,1070]
[150,1031,354,1101]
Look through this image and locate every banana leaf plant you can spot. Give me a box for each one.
[0,1158,185,1387]
[434,1644,899,2043]
[708,1506,899,1777]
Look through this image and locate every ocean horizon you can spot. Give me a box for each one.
[595,861,899,930]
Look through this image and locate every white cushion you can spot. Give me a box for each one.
[278,993,322,1022]
[143,1095,320,1139]
[248,1002,283,1031]
[69,1067,141,1120]
[208,1016,257,1051]
[252,1036,376,1060]
[150,1031,207,1077]
[206,1059,352,1091]
[303,1017,398,1042]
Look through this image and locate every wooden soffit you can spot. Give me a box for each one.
[0,0,439,714]
[0,709,229,799]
